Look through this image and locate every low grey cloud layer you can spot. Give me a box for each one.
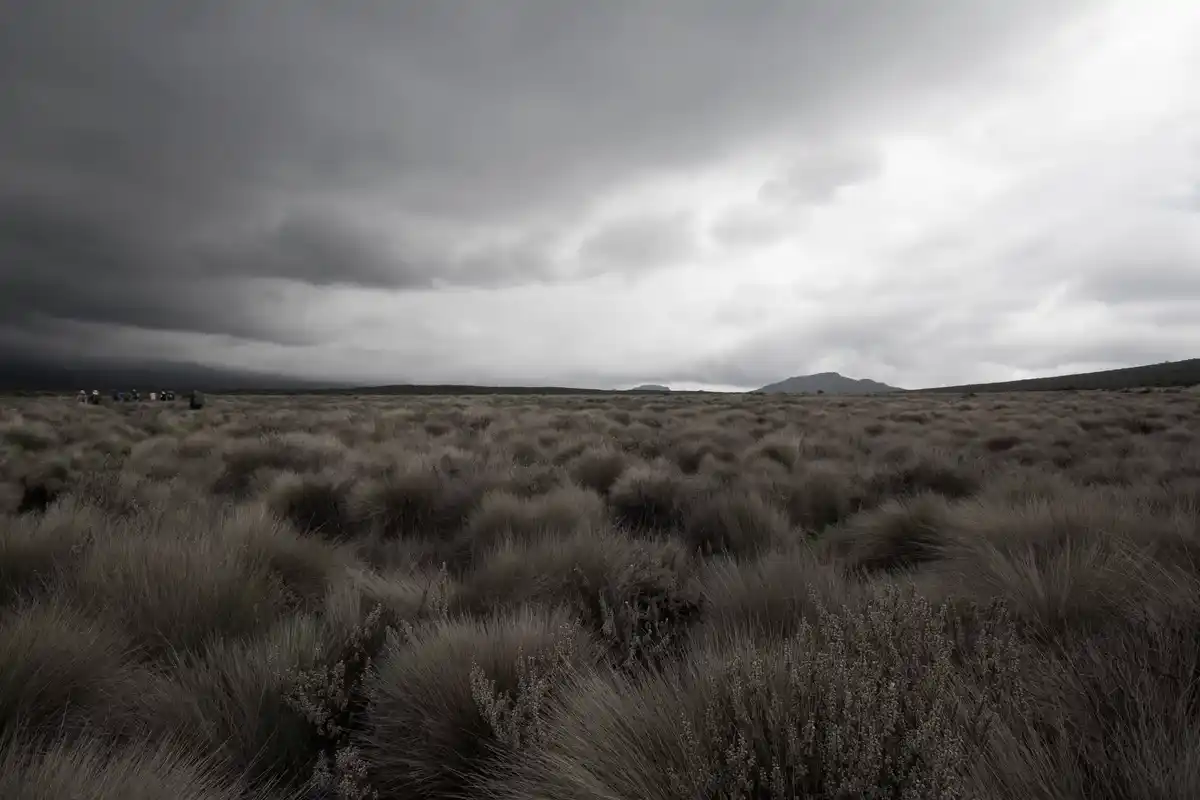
[3,0,1197,389]
[579,212,698,273]
[760,147,884,207]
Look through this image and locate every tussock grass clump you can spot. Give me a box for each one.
[971,567,1200,799]
[456,527,703,670]
[135,616,324,788]
[748,431,805,471]
[1,417,60,452]
[231,504,354,613]
[14,457,71,514]
[462,485,606,552]
[567,445,628,495]
[69,508,291,658]
[1045,587,1200,797]
[607,462,692,532]
[265,470,360,539]
[767,461,864,532]
[866,446,984,501]
[824,493,956,573]
[695,546,856,649]
[0,732,278,800]
[339,563,456,632]
[212,435,343,497]
[352,459,492,541]
[0,602,140,744]
[944,533,1150,643]
[0,498,106,607]
[945,490,1200,568]
[357,606,597,799]
[681,489,793,558]
[487,583,1024,800]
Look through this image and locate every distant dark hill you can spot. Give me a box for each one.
[629,384,670,392]
[755,372,902,395]
[917,358,1200,394]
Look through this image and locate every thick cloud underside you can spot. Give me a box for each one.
[3,1,1198,389]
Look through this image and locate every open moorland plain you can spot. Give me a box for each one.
[2,388,1200,799]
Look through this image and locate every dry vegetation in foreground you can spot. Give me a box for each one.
[2,388,1200,799]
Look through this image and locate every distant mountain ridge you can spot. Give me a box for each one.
[917,358,1200,393]
[629,384,670,392]
[755,372,901,395]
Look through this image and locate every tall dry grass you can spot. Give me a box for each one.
[1,387,1198,798]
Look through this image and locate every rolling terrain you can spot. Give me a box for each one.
[3,388,1199,798]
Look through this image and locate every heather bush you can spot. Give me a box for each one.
[456,526,703,670]
[486,583,1025,800]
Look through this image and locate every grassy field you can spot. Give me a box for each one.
[2,388,1199,799]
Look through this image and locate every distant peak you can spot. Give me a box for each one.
[754,372,901,395]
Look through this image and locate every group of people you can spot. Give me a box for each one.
[76,389,203,408]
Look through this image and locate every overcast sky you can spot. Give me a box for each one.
[3,1,1198,391]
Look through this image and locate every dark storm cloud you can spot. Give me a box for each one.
[0,194,313,347]
[206,214,440,290]
[2,0,1081,366]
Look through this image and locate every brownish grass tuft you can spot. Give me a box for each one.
[265,470,360,539]
[607,461,692,532]
[0,601,142,744]
[357,606,597,798]
[0,732,286,800]
[681,487,793,557]
[823,492,956,573]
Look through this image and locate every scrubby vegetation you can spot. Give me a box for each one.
[1,387,1199,798]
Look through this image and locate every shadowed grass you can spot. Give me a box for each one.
[483,582,1024,800]
[0,731,287,800]
[0,601,142,744]
[357,606,598,799]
